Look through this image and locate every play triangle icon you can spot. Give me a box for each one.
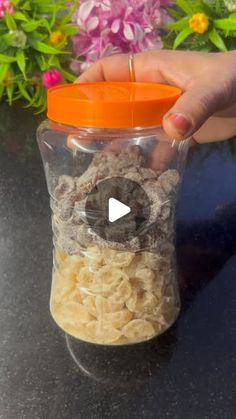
[108,197,131,223]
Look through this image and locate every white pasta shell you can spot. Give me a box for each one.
[102,309,133,329]
[140,296,179,327]
[109,279,132,305]
[123,254,143,277]
[86,320,122,344]
[102,248,135,267]
[136,267,155,281]
[86,260,103,273]
[123,264,136,278]
[92,266,127,294]
[136,292,158,313]
[122,319,155,340]
[95,295,124,315]
[126,291,157,314]
[131,268,155,291]
[64,254,85,274]
[53,300,93,327]
[51,271,76,304]
[83,245,103,266]
[131,277,153,292]
[69,290,84,304]
[55,249,68,266]
[77,267,93,291]
[82,295,97,317]
[59,323,88,341]
[126,292,138,313]
[67,253,85,264]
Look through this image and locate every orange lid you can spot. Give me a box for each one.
[47,82,181,129]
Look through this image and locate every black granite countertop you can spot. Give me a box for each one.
[0,104,235,419]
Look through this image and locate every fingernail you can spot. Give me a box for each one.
[167,113,192,135]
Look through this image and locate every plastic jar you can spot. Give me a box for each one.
[37,82,189,345]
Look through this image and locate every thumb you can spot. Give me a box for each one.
[163,83,227,140]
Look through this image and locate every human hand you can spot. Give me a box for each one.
[77,50,236,143]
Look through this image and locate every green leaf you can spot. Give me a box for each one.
[2,33,14,47]
[188,32,212,51]
[16,50,27,79]
[167,17,189,31]
[61,69,76,82]
[0,63,9,83]
[48,55,60,67]
[59,2,78,25]
[200,46,212,52]
[39,18,51,32]
[11,0,20,6]
[13,12,28,21]
[35,55,48,71]
[61,25,78,36]
[227,38,236,50]
[22,21,42,32]
[5,13,17,30]
[27,31,45,43]
[0,84,4,99]
[209,28,227,52]
[29,40,65,54]
[35,93,46,109]
[167,8,184,20]
[162,31,177,49]
[21,1,31,11]
[0,38,8,53]
[0,54,16,63]
[173,27,194,49]
[49,5,57,28]
[214,0,228,16]
[176,0,193,15]
[17,82,32,101]
[26,82,46,110]
[214,19,236,31]
[6,83,14,104]
[197,1,219,19]
[34,102,46,114]
[27,84,42,107]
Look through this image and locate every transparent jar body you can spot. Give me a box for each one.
[37,120,189,345]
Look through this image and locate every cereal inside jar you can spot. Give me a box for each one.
[37,82,189,345]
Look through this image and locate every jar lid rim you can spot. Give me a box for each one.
[47,82,182,129]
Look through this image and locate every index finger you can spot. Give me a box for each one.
[76,51,168,84]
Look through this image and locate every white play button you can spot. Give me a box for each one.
[85,177,150,243]
[108,197,131,223]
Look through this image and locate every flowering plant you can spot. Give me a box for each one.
[0,0,77,110]
[164,0,236,52]
[71,0,173,73]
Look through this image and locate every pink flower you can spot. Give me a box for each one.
[0,0,14,16]
[71,0,173,73]
[42,69,63,88]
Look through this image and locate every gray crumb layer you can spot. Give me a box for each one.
[52,145,180,254]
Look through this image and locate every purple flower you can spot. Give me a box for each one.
[42,69,63,88]
[71,0,173,73]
